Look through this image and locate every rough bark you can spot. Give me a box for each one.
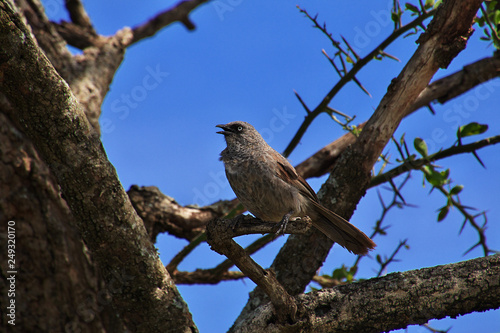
[0,111,124,332]
[230,254,500,333]
[0,1,196,331]
[128,185,236,242]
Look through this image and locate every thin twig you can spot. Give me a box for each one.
[370,135,500,188]
[283,8,436,157]
[375,239,408,277]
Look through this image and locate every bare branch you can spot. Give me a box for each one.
[54,21,105,49]
[171,234,275,284]
[173,270,245,284]
[283,7,436,157]
[370,135,500,187]
[295,52,500,180]
[64,0,95,32]
[129,0,211,46]
[411,51,500,110]
[206,218,298,322]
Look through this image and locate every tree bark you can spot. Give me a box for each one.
[0,110,124,332]
[0,1,196,331]
[230,254,500,333]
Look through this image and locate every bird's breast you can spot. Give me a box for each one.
[224,158,305,222]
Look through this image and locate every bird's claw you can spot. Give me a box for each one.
[274,210,294,239]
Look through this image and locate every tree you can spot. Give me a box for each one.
[0,0,499,332]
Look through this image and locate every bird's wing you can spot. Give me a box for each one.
[275,156,319,202]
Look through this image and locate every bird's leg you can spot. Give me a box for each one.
[275,210,294,237]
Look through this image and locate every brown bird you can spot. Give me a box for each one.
[217,121,376,255]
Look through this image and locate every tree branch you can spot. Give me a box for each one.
[295,52,500,180]
[284,7,436,157]
[129,0,211,46]
[128,185,235,242]
[0,1,196,331]
[173,269,245,284]
[64,0,95,32]
[206,218,298,322]
[370,135,500,187]
[170,233,276,285]
[230,254,500,332]
[16,0,131,133]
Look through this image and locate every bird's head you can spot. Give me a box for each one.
[216,121,265,150]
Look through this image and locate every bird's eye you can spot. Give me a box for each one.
[237,126,243,132]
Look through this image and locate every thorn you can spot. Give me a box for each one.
[380,50,400,62]
[293,90,311,113]
[472,150,486,168]
[353,76,372,97]
[341,35,360,61]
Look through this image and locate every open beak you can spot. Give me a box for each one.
[216,124,232,135]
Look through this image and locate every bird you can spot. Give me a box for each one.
[216,121,376,255]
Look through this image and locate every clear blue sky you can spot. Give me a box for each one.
[46,1,499,332]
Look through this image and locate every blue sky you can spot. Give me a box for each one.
[45,1,499,332]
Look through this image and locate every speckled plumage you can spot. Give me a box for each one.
[217,121,375,255]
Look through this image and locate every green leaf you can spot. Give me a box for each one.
[424,168,450,187]
[414,137,428,157]
[405,3,420,13]
[424,0,434,10]
[345,55,354,64]
[332,266,349,280]
[457,122,488,138]
[391,11,400,23]
[437,205,449,222]
[475,16,486,27]
[450,185,464,195]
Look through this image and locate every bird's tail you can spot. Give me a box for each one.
[307,201,376,255]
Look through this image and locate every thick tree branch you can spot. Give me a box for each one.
[0,1,196,331]
[230,254,500,333]
[127,185,235,242]
[15,0,74,69]
[411,51,500,109]
[0,110,125,332]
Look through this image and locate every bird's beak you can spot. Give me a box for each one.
[216,124,232,135]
